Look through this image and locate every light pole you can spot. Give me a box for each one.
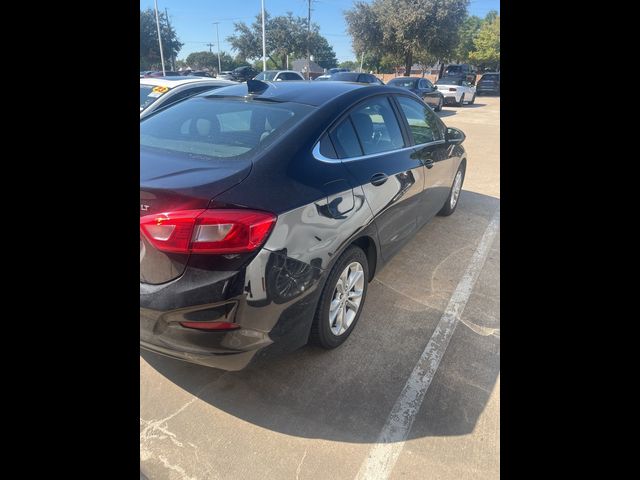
[261,0,267,71]
[153,0,166,75]
[213,22,221,75]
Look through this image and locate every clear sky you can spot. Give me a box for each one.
[140,0,500,63]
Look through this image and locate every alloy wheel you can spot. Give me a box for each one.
[451,170,463,209]
[329,262,365,336]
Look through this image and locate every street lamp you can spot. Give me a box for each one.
[213,22,221,75]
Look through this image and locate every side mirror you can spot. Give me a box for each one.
[446,127,466,145]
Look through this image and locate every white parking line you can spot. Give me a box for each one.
[355,209,500,480]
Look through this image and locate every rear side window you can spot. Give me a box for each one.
[140,98,312,160]
[319,134,337,159]
[349,97,405,155]
[331,119,362,158]
[396,96,443,144]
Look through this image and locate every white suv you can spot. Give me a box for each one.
[253,70,305,81]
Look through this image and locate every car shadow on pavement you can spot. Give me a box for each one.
[437,110,457,117]
[141,191,500,444]
[461,103,487,108]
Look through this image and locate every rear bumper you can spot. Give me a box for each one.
[140,248,326,370]
[476,86,499,95]
[140,340,257,371]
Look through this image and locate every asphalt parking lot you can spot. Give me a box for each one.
[141,95,500,480]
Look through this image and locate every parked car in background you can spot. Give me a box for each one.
[217,71,235,80]
[328,68,350,74]
[476,72,500,95]
[435,76,476,106]
[190,71,213,78]
[444,64,477,84]
[253,70,305,81]
[140,80,467,370]
[140,70,154,78]
[140,76,237,119]
[314,74,333,81]
[230,65,259,82]
[322,72,385,84]
[143,71,181,78]
[387,76,444,111]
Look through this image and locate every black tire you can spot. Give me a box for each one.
[438,163,466,216]
[469,94,476,105]
[435,96,443,112]
[456,94,465,107]
[309,246,369,349]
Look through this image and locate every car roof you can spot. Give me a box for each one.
[388,77,420,81]
[140,77,237,87]
[201,80,404,107]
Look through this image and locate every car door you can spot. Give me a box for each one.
[328,95,425,261]
[394,94,453,223]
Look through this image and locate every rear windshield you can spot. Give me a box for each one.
[388,78,418,88]
[445,66,463,74]
[254,71,278,81]
[436,77,463,86]
[140,97,313,160]
[140,84,169,110]
[331,72,359,81]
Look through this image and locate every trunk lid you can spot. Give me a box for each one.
[140,147,252,284]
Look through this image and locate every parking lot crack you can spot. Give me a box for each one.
[296,448,308,480]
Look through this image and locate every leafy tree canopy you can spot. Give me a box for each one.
[345,0,469,76]
[469,14,500,70]
[140,9,183,70]
[227,11,337,70]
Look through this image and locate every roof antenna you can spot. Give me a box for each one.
[247,79,269,94]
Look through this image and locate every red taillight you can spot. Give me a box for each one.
[179,321,240,331]
[140,209,276,254]
[449,87,457,91]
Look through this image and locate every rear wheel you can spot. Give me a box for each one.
[309,246,369,349]
[438,164,465,216]
[456,94,465,107]
[469,93,476,105]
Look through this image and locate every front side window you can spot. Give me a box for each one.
[140,98,312,160]
[396,96,443,144]
[349,97,405,155]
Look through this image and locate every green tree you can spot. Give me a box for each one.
[469,15,500,70]
[140,9,183,70]
[228,10,336,70]
[345,0,468,76]
[185,51,218,70]
[454,15,482,62]
[339,60,359,70]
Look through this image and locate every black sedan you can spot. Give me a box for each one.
[387,76,444,111]
[140,80,467,370]
[476,72,500,95]
[229,65,258,82]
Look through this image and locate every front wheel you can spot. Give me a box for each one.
[438,164,465,216]
[309,246,369,349]
[456,93,465,107]
[435,96,443,112]
[469,93,476,105]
